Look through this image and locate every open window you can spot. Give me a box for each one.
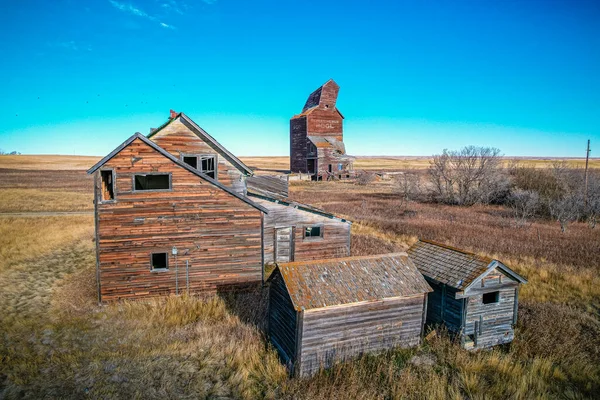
[482,291,500,304]
[304,225,323,240]
[100,170,115,201]
[151,253,168,271]
[134,174,171,191]
[182,154,217,179]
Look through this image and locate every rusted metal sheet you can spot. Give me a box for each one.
[274,253,432,311]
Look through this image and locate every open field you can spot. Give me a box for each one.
[1,155,599,398]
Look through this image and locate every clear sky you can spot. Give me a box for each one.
[1,0,599,157]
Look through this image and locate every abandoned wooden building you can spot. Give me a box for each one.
[87,132,268,302]
[268,253,432,377]
[407,240,527,350]
[88,111,354,301]
[246,175,351,263]
[290,79,355,180]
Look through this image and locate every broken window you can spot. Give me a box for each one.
[181,154,217,179]
[200,155,216,179]
[100,170,115,201]
[482,291,500,304]
[151,253,168,271]
[304,225,323,239]
[134,174,171,191]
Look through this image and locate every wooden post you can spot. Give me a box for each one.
[186,260,190,295]
[584,139,591,209]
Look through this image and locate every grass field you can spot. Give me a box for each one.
[0,155,599,399]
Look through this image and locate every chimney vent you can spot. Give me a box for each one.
[169,109,177,119]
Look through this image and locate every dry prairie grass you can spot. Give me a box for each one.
[0,155,101,170]
[0,189,92,212]
[1,157,600,398]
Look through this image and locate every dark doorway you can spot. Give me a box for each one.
[307,159,316,173]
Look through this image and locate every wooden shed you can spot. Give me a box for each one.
[87,133,267,302]
[268,253,432,377]
[407,240,528,350]
[247,175,351,264]
[290,80,355,180]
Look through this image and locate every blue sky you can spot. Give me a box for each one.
[1,0,599,157]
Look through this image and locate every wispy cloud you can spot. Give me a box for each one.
[109,0,176,29]
[160,0,185,15]
[51,41,92,52]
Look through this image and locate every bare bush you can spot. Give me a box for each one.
[508,189,540,227]
[394,171,421,202]
[428,146,505,205]
[549,191,583,232]
[355,171,375,186]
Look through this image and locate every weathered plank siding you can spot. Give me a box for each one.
[150,118,247,194]
[297,295,427,377]
[290,116,310,173]
[462,269,519,349]
[94,138,263,301]
[252,197,350,263]
[268,271,297,366]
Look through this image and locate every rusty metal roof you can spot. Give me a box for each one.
[307,136,346,152]
[275,253,432,311]
[407,240,495,290]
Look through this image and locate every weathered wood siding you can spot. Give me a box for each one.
[150,118,247,194]
[252,197,350,263]
[268,271,298,366]
[463,268,519,349]
[290,116,310,173]
[297,295,427,377]
[424,278,464,332]
[95,138,263,301]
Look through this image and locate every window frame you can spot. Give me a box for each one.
[303,224,324,240]
[132,172,172,193]
[99,168,116,203]
[181,153,218,180]
[482,291,500,305]
[150,252,169,272]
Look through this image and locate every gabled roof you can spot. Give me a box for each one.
[147,112,254,176]
[271,253,431,311]
[87,133,268,214]
[302,79,339,112]
[247,192,351,223]
[407,240,527,290]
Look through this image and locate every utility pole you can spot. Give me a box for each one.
[584,139,591,209]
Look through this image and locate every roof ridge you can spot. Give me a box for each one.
[277,252,408,268]
[419,239,493,263]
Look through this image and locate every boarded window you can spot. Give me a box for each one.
[100,170,114,201]
[483,291,500,304]
[183,156,198,169]
[200,155,216,179]
[151,253,168,271]
[304,225,323,239]
[134,174,170,191]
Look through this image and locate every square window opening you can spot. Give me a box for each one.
[151,253,168,271]
[483,291,500,304]
[134,174,170,191]
[100,170,114,201]
[304,225,322,239]
[183,156,198,169]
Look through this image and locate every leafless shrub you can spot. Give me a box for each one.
[428,146,505,205]
[355,171,375,186]
[549,191,583,232]
[508,189,540,227]
[394,171,421,202]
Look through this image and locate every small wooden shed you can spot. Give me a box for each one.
[268,253,432,377]
[408,240,528,350]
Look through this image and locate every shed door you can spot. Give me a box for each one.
[275,227,294,263]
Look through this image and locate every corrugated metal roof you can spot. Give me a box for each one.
[407,240,493,290]
[307,136,346,152]
[275,253,432,311]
